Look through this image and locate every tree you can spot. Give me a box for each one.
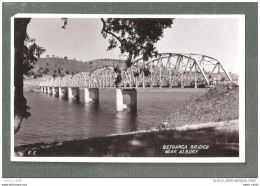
[27,71,35,77]
[43,67,49,74]
[101,18,173,86]
[23,35,46,76]
[38,66,44,74]
[14,18,66,134]
[65,70,70,74]
[14,18,46,134]
[57,67,62,74]
[33,73,43,79]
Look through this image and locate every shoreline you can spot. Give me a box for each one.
[14,119,239,157]
[14,119,238,148]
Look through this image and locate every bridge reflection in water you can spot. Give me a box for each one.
[40,53,232,112]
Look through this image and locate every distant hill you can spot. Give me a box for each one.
[31,57,123,76]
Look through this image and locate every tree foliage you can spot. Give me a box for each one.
[101,18,173,65]
[23,34,46,76]
[101,18,173,85]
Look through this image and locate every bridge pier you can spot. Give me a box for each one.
[52,87,56,96]
[116,88,127,111]
[47,87,51,94]
[68,87,73,99]
[79,88,99,104]
[116,88,137,112]
[79,88,92,103]
[58,87,63,98]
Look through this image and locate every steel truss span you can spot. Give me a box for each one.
[40,53,232,88]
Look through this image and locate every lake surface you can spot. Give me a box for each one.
[15,88,207,146]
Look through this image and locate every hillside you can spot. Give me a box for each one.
[31,57,122,76]
[157,85,239,129]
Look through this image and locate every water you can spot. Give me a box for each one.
[15,88,206,146]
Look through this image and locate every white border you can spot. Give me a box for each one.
[10,14,245,163]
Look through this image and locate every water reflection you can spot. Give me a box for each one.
[115,110,137,133]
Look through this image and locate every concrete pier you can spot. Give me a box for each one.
[116,88,128,111]
[79,88,92,103]
[68,87,73,99]
[78,88,99,104]
[47,87,51,94]
[52,87,56,96]
[116,88,137,112]
[58,87,63,98]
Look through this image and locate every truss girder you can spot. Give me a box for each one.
[40,53,232,89]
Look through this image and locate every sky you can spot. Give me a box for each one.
[27,18,243,73]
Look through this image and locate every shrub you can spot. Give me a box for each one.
[33,73,43,79]
[43,68,49,74]
[27,71,35,77]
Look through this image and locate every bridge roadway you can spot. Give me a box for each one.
[39,53,232,112]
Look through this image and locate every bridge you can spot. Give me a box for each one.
[40,53,233,111]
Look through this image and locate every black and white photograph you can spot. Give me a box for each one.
[11,14,245,162]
